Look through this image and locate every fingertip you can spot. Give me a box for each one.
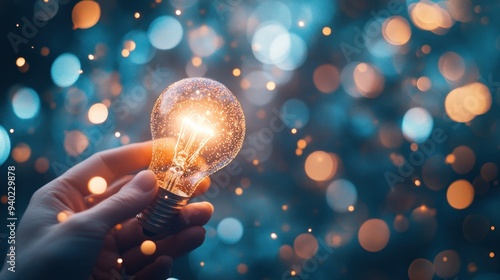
[134,170,157,192]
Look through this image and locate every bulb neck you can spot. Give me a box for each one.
[137,187,189,237]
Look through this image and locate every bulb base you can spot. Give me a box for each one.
[137,188,189,237]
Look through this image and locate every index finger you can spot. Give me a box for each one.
[57,141,152,196]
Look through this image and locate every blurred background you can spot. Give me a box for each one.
[1,0,500,279]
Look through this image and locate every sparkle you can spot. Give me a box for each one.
[134,12,140,19]
[308,228,312,233]
[175,9,181,15]
[266,81,276,91]
[291,128,297,134]
[9,129,14,133]
[489,252,495,258]
[115,132,121,137]
[491,226,496,231]
[88,54,95,60]
[298,20,305,27]
[271,233,278,239]
[233,68,241,77]
[414,179,421,186]
[348,205,355,212]
[117,258,123,264]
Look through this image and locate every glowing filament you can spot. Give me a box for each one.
[163,115,213,191]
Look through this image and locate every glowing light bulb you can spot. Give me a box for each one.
[138,78,246,236]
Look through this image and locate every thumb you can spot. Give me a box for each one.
[80,170,157,233]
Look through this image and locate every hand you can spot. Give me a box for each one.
[0,142,213,280]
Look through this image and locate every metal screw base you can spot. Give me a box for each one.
[137,188,189,237]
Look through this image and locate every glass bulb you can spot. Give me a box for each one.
[138,77,245,236]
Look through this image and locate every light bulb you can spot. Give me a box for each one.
[137,77,246,236]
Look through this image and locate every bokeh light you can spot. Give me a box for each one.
[64,130,89,156]
[304,151,338,181]
[433,250,461,278]
[451,146,476,174]
[12,87,40,119]
[408,258,434,280]
[313,64,340,93]
[188,25,219,57]
[326,179,357,213]
[148,16,183,50]
[217,217,244,245]
[88,176,107,194]
[445,82,492,123]
[88,103,108,124]
[383,16,411,45]
[12,143,31,163]
[447,180,474,210]
[51,53,81,87]
[293,233,318,259]
[402,107,433,143]
[358,219,390,252]
[72,0,101,29]
[0,126,11,165]
[140,240,156,255]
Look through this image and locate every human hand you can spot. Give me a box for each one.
[0,142,213,280]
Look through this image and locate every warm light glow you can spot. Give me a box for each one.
[348,205,355,212]
[298,21,305,27]
[417,77,431,91]
[271,233,278,239]
[121,49,130,57]
[35,157,49,173]
[410,2,453,33]
[57,211,70,223]
[358,219,390,252]
[266,81,276,91]
[305,151,338,181]
[322,27,331,36]
[140,240,156,255]
[192,56,202,67]
[117,258,123,264]
[12,143,31,163]
[447,180,474,209]
[232,68,241,77]
[88,103,109,124]
[175,9,181,15]
[297,139,307,149]
[72,0,101,29]
[313,64,340,93]
[445,82,492,123]
[134,12,140,19]
[88,176,107,194]
[489,252,495,258]
[88,54,95,60]
[235,187,243,195]
[353,63,384,98]
[383,16,411,45]
[16,57,26,67]
[293,233,318,259]
[291,128,297,134]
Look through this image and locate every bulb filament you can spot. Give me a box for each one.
[163,115,213,192]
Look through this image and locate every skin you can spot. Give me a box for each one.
[0,142,213,280]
